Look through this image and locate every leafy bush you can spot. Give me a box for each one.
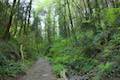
[92,62,113,80]
[0,61,25,77]
[52,64,64,77]
[48,38,99,76]
[48,28,120,79]
[0,40,24,78]
[103,8,120,27]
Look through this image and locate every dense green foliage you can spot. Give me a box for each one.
[0,0,120,80]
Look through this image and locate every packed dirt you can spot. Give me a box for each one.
[21,58,56,80]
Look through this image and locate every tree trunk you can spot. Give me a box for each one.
[3,0,17,40]
[66,0,77,42]
[27,0,32,28]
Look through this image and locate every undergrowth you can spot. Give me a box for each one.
[45,8,120,80]
[0,32,42,79]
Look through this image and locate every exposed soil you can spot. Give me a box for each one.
[20,58,56,80]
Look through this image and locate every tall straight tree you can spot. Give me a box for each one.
[3,0,17,39]
[87,0,93,18]
[58,0,68,38]
[66,0,77,42]
[13,0,21,36]
[27,0,32,28]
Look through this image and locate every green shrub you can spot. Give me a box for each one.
[103,8,120,27]
[0,61,25,77]
[92,62,113,80]
[52,64,64,77]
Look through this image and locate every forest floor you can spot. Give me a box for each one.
[20,58,56,80]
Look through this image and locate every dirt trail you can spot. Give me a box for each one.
[21,58,56,80]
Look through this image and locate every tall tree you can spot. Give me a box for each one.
[3,0,17,39]
[66,0,77,41]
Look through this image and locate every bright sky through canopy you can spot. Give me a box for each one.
[9,0,53,10]
[33,0,54,10]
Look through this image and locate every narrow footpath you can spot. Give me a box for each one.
[21,58,56,80]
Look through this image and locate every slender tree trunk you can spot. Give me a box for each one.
[105,0,109,7]
[66,0,77,42]
[87,0,93,18]
[13,0,21,36]
[3,0,17,39]
[82,0,88,20]
[27,0,32,28]
[23,6,28,34]
[18,7,24,36]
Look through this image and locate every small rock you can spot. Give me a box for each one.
[42,74,49,77]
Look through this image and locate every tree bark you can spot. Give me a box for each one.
[66,0,77,42]
[27,0,32,28]
[3,0,17,39]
